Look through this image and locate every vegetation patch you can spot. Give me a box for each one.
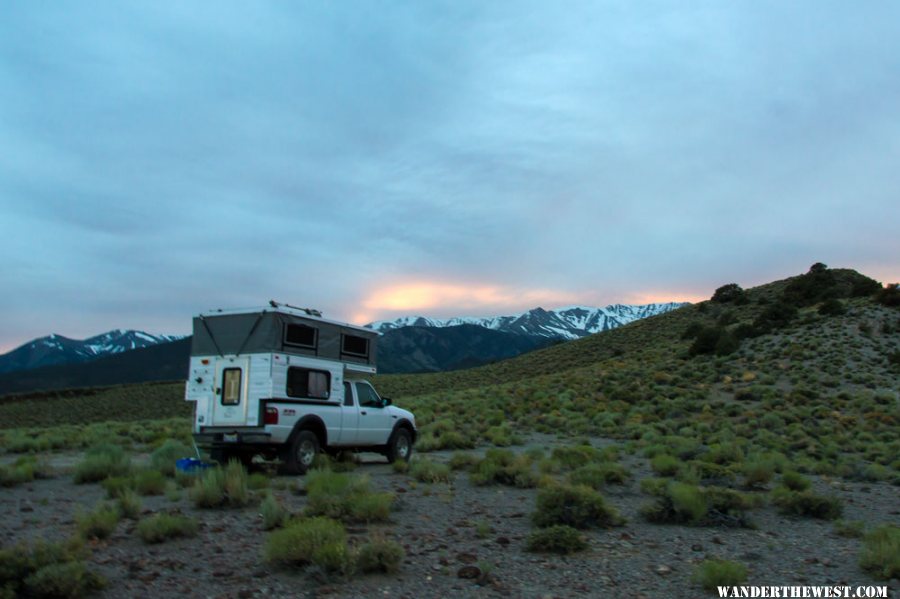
[73,444,131,484]
[305,470,393,523]
[355,536,405,574]
[859,525,900,580]
[75,504,121,540]
[0,539,104,599]
[532,484,624,529]
[470,448,538,488]
[137,513,199,544]
[409,458,452,483]
[692,559,748,592]
[264,517,352,575]
[525,525,588,554]
[189,461,252,508]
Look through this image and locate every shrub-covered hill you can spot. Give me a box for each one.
[373,265,899,477]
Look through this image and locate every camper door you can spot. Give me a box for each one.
[211,357,251,426]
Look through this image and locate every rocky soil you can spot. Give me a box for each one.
[2,437,899,598]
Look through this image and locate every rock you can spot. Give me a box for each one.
[495,536,510,546]
[655,565,673,576]
[251,569,268,578]
[457,565,481,579]
[712,536,725,545]
[457,552,478,564]
[691,544,704,552]
[20,505,34,513]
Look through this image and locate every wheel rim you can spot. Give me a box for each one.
[396,436,410,458]
[297,439,316,466]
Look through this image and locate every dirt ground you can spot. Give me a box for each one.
[2,437,898,598]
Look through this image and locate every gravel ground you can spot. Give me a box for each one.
[2,438,898,599]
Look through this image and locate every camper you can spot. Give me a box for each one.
[184,302,416,473]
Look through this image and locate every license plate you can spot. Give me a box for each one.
[223,433,238,443]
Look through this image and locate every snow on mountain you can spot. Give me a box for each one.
[0,330,186,375]
[367,302,689,340]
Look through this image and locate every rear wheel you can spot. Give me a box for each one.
[282,430,320,475]
[385,428,413,464]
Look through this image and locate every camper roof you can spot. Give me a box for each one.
[197,305,377,336]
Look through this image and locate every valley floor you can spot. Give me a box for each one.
[2,436,898,599]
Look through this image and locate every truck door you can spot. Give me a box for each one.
[355,381,393,445]
[211,357,250,426]
[335,381,358,446]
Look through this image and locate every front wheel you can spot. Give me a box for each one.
[281,430,320,475]
[385,428,413,464]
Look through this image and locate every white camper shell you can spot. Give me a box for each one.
[184,303,416,473]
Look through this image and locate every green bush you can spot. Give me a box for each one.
[780,471,811,492]
[742,458,775,488]
[692,559,748,591]
[23,561,106,599]
[73,444,131,484]
[137,514,199,543]
[101,476,133,499]
[410,458,451,483]
[859,525,900,580]
[264,517,351,575]
[874,283,899,308]
[818,299,846,316]
[711,284,747,304]
[551,445,600,469]
[448,452,479,471]
[650,454,681,477]
[689,327,738,356]
[355,537,405,574]
[260,493,288,530]
[116,489,142,520]
[532,484,624,529]
[247,472,270,490]
[149,440,193,475]
[75,505,120,540]
[525,525,588,554]
[305,470,393,523]
[0,539,103,599]
[189,461,251,508]
[833,520,865,538]
[134,469,167,496]
[470,449,538,488]
[771,488,842,520]
[568,463,628,487]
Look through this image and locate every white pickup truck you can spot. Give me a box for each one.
[184,303,416,473]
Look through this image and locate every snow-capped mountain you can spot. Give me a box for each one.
[367,303,689,340]
[0,330,185,375]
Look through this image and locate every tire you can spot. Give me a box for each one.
[282,430,320,475]
[385,428,413,464]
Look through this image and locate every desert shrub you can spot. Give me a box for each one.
[551,445,600,469]
[875,283,900,308]
[742,458,775,488]
[771,488,842,520]
[751,302,797,335]
[264,517,351,575]
[470,449,537,488]
[101,476,133,499]
[75,505,120,540]
[682,322,706,340]
[260,494,288,530]
[23,561,106,599]
[532,485,624,529]
[448,452,479,471]
[247,472,270,490]
[134,469,166,496]
[410,458,451,483]
[0,462,34,487]
[568,463,628,487]
[781,471,811,491]
[116,489,142,520]
[137,514,199,544]
[525,525,588,554]
[833,519,865,538]
[391,459,409,474]
[149,440,193,476]
[692,559,748,591]
[189,461,251,508]
[305,470,393,523]
[712,284,747,304]
[650,454,681,477]
[689,327,739,356]
[783,264,839,306]
[73,444,130,484]
[355,536,405,574]
[818,298,846,316]
[859,525,900,580]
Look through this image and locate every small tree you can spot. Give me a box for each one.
[711,284,747,304]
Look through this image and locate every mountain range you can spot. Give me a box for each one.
[0,302,688,394]
[0,330,184,375]
[367,303,688,339]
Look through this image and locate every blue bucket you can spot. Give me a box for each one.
[176,457,211,473]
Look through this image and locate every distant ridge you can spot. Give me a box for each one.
[367,303,689,340]
[0,330,185,375]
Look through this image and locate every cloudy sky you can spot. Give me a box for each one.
[1,2,898,351]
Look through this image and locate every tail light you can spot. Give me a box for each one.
[264,407,279,425]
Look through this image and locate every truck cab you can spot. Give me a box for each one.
[184,303,416,473]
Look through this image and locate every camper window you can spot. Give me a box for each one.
[341,334,369,358]
[286,367,330,400]
[284,324,318,349]
[222,368,242,405]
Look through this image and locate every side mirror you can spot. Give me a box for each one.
[382,397,392,406]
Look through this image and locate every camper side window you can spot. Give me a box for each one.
[341,334,369,358]
[284,324,318,349]
[286,367,330,400]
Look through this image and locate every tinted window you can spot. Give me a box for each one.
[284,324,317,348]
[286,367,330,399]
[222,368,241,405]
[342,334,369,357]
[354,382,381,407]
[343,382,354,406]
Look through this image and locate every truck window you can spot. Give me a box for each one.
[286,367,330,400]
[343,382,353,406]
[284,324,318,349]
[354,382,380,407]
[341,334,369,358]
[222,368,241,405]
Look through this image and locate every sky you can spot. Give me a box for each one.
[1,2,899,352]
